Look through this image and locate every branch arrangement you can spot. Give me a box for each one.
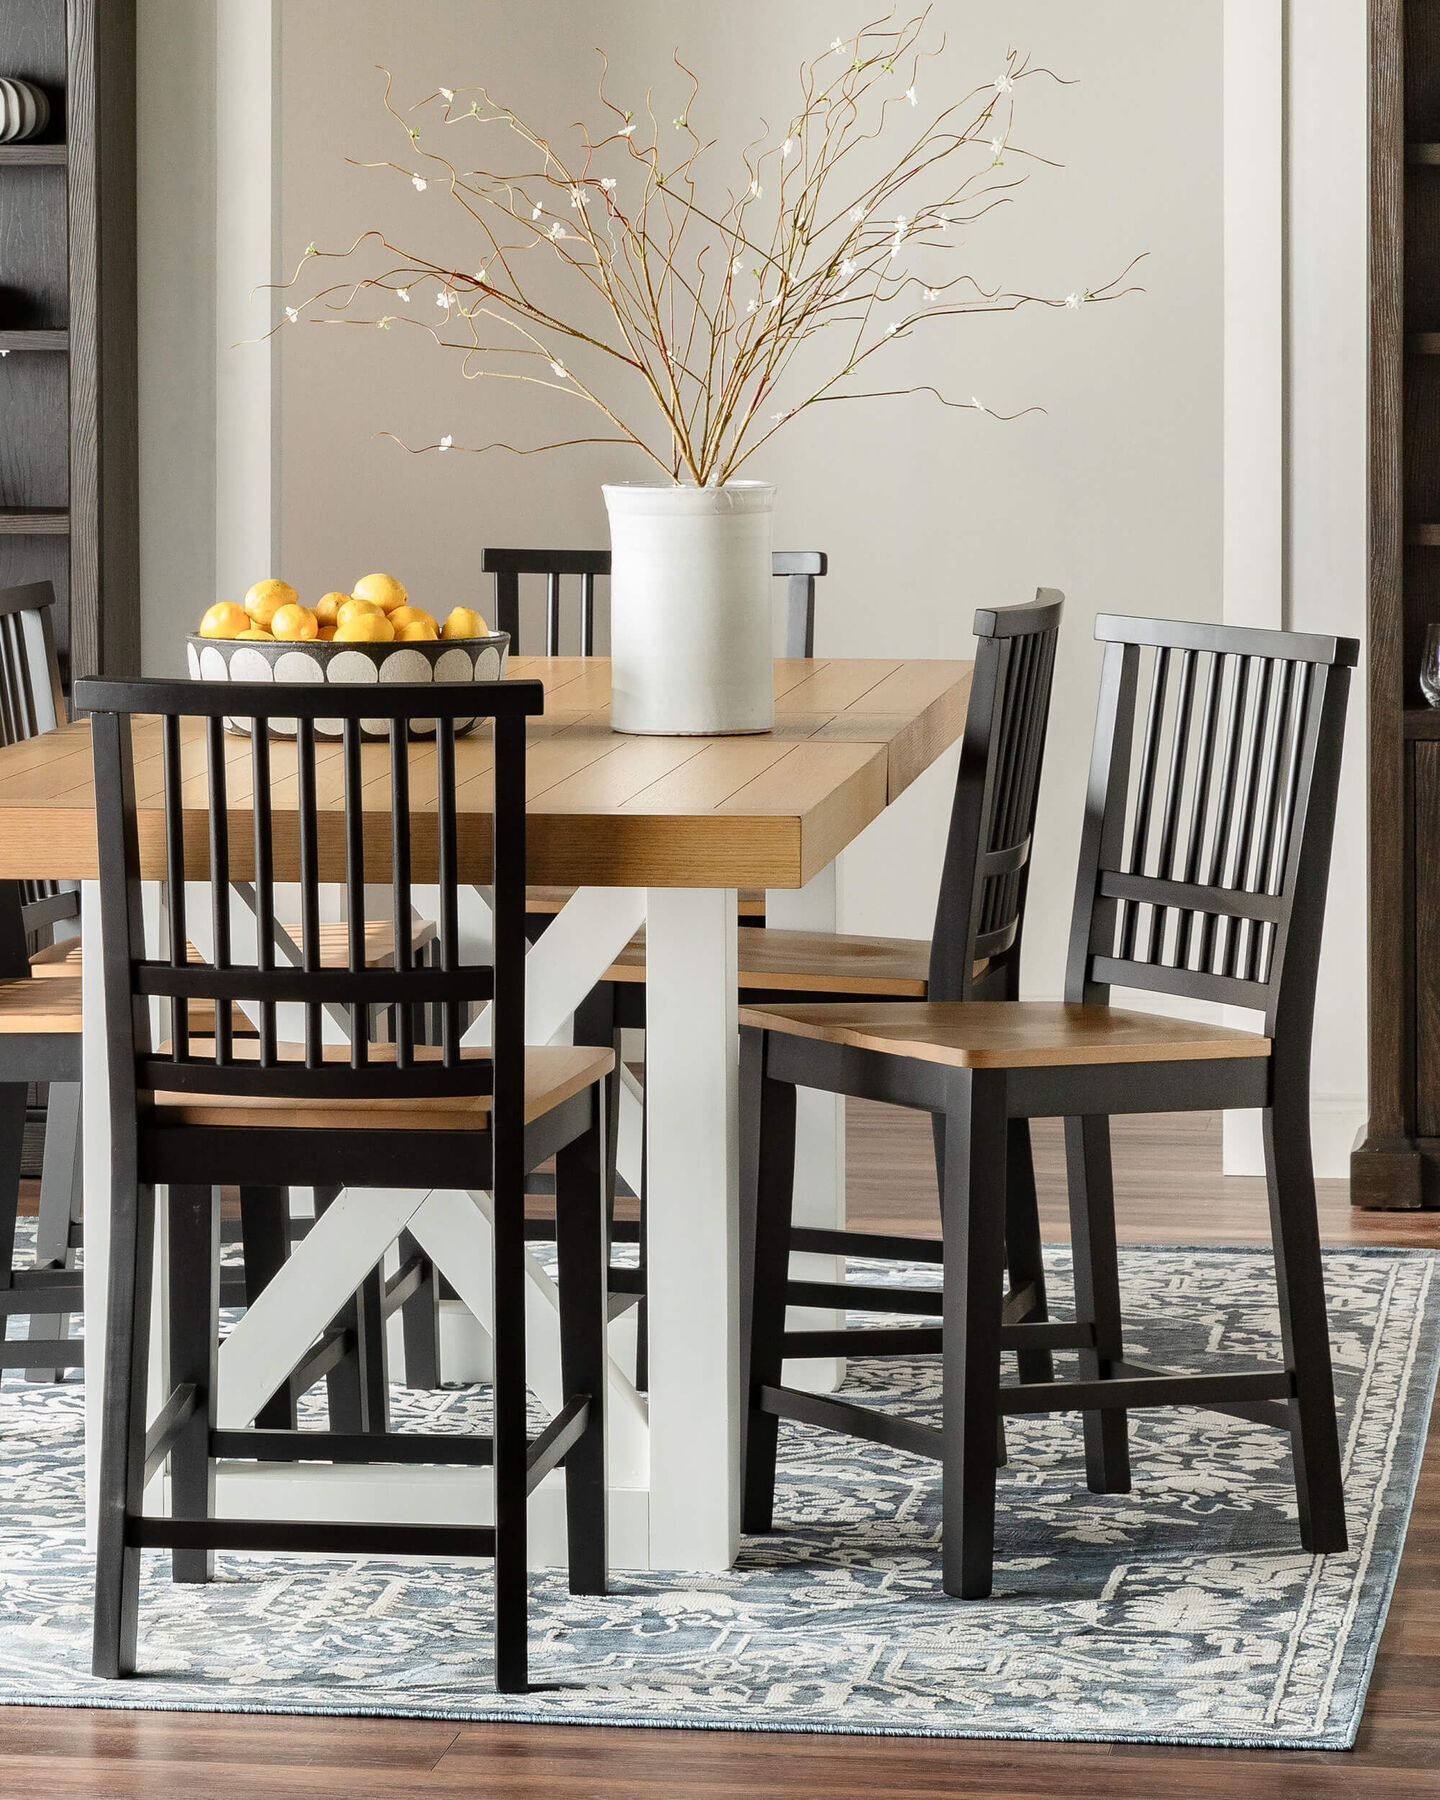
[268,10,1143,485]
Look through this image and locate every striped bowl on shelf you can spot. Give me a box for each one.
[186,631,510,740]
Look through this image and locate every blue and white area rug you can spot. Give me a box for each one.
[0,1245,1435,1749]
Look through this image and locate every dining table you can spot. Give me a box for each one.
[0,652,972,1573]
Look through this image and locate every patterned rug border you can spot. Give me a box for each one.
[0,1243,1435,1749]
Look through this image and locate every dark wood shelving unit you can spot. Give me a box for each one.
[1359,2,1440,1207]
[0,0,136,681]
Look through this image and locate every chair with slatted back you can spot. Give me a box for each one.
[739,614,1356,1599]
[0,582,85,1381]
[598,592,1064,1387]
[78,675,611,1692]
[483,546,827,931]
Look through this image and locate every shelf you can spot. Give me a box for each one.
[0,143,67,168]
[1410,333,1440,355]
[1405,707,1440,739]
[0,331,67,353]
[0,508,69,536]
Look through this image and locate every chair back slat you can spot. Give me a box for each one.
[928,589,1064,999]
[482,547,827,657]
[75,678,544,1115]
[1066,615,1356,1030]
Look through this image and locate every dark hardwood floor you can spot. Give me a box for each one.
[5,1108,1438,1797]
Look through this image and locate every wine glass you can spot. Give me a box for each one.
[1423,625,1440,709]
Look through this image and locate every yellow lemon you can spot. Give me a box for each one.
[395,620,439,642]
[271,603,319,642]
[334,612,395,643]
[388,606,438,631]
[337,597,381,627]
[199,602,249,639]
[243,578,298,628]
[351,573,408,614]
[317,625,337,641]
[440,606,489,640]
[235,627,274,640]
[314,592,350,627]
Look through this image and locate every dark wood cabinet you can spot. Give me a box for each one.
[0,0,136,685]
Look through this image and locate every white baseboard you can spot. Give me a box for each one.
[1222,1098,1365,1180]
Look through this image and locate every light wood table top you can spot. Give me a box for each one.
[0,656,971,889]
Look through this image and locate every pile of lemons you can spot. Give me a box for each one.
[198,574,488,646]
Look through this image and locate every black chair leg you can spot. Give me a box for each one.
[1005,1119,1054,1386]
[25,1078,82,1381]
[169,1184,219,1583]
[92,1179,158,1679]
[0,1082,26,1345]
[940,1070,1008,1600]
[239,1186,297,1430]
[1064,1114,1131,1495]
[739,1026,798,1535]
[491,1184,529,1695]
[1263,1086,1348,1552]
[555,1094,608,1596]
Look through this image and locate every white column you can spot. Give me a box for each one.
[643,887,740,1570]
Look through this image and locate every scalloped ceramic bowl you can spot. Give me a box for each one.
[186,631,510,740]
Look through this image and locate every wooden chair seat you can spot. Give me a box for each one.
[604,926,987,996]
[529,885,767,919]
[30,918,437,976]
[738,1000,1271,1069]
[151,1041,615,1132]
[0,974,82,1033]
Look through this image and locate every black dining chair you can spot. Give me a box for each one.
[79,675,611,1693]
[739,614,1355,1598]
[597,591,1065,1386]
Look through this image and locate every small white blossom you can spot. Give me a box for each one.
[971,395,987,411]
[1065,292,1085,309]
[396,287,410,303]
[746,298,759,314]
[935,212,950,230]
[550,360,567,378]
[618,122,636,136]
[995,73,1015,93]
[893,214,908,236]
[411,173,428,191]
[782,137,794,158]
[439,87,454,102]
[991,137,1004,160]
[438,433,453,452]
[570,186,587,208]
[549,220,565,239]
[532,202,543,219]
[904,86,917,106]
[831,37,845,53]
[436,290,454,310]
[885,320,901,336]
[767,294,782,310]
[284,306,299,324]
[925,287,938,302]
[839,258,856,279]
[749,178,763,198]
[770,411,787,421]
[849,205,867,223]
[600,177,617,191]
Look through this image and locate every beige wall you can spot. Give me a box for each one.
[264,1,1224,993]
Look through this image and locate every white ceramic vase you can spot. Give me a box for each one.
[602,480,776,735]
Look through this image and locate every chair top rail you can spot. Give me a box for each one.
[974,589,1065,641]
[0,580,56,620]
[1095,612,1359,669]
[482,547,827,582]
[75,678,546,722]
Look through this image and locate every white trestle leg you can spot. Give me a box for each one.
[643,887,740,1571]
